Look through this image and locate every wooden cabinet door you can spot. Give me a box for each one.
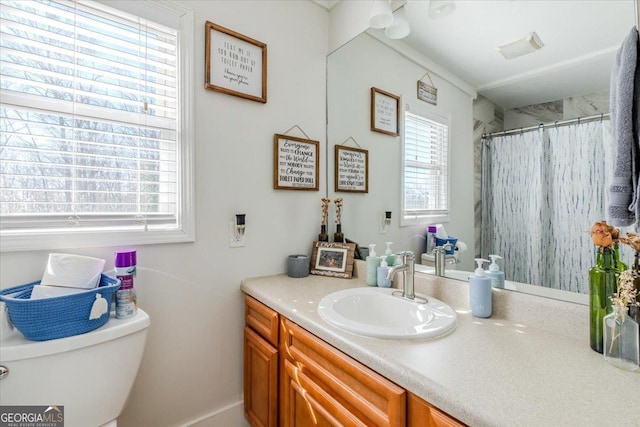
[407,393,466,427]
[281,318,405,427]
[244,327,278,427]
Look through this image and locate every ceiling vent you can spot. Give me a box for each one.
[497,32,544,59]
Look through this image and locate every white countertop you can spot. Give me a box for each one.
[240,263,640,427]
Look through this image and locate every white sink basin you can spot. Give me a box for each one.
[318,287,457,340]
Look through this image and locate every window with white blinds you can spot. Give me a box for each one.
[402,111,449,222]
[0,0,194,250]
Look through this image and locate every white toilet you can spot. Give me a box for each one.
[0,309,150,427]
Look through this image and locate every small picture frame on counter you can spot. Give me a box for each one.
[310,241,356,279]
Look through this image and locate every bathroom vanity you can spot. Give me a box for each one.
[241,263,640,427]
[244,295,461,427]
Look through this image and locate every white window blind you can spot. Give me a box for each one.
[402,111,449,221]
[0,0,182,238]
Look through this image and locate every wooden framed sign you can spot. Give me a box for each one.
[310,241,356,279]
[205,21,267,103]
[371,87,400,136]
[334,145,368,193]
[417,80,438,105]
[273,134,319,191]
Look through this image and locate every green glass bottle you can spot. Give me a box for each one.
[589,244,627,353]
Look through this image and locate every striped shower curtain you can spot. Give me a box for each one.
[481,120,612,293]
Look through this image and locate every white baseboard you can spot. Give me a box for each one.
[182,400,250,427]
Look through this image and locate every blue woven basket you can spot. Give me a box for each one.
[0,274,120,341]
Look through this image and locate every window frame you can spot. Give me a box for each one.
[0,0,195,252]
[400,109,450,227]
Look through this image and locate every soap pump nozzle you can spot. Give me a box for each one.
[474,258,490,276]
[385,242,393,255]
[488,255,502,272]
[368,244,377,257]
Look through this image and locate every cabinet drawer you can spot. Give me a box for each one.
[281,318,405,427]
[283,359,366,427]
[245,295,279,346]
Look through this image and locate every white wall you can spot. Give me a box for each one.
[327,33,475,271]
[1,2,480,425]
[0,1,328,426]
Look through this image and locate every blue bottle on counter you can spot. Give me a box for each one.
[377,257,391,288]
[469,258,492,318]
[486,254,505,288]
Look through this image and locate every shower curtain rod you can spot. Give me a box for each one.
[481,112,610,139]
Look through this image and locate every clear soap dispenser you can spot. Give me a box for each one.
[366,244,381,286]
[486,254,505,288]
[469,258,492,318]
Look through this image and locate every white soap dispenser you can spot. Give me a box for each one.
[366,244,381,286]
[486,254,505,288]
[469,258,492,318]
[377,257,391,288]
[384,242,395,266]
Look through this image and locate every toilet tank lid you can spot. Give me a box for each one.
[1,309,150,362]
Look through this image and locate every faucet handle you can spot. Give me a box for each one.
[397,251,414,262]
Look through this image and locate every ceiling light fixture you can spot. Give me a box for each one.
[385,6,410,40]
[428,0,456,19]
[369,0,394,29]
[497,32,545,59]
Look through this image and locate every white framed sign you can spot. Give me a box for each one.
[334,145,368,193]
[205,22,267,103]
[371,87,400,136]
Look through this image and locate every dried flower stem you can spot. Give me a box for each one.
[334,198,343,225]
[608,269,640,353]
[320,198,330,226]
[619,232,640,252]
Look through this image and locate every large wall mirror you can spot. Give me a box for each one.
[327,0,636,303]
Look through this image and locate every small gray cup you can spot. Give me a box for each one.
[287,255,310,278]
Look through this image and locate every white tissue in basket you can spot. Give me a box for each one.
[30,285,88,300]
[41,253,105,289]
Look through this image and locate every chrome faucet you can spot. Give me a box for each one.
[434,243,462,276]
[434,244,451,277]
[387,251,416,300]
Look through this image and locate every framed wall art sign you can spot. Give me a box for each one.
[371,87,400,136]
[273,134,319,191]
[417,76,438,106]
[310,241,356,279]
[205,21,267,103]
[334,145,368,193]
